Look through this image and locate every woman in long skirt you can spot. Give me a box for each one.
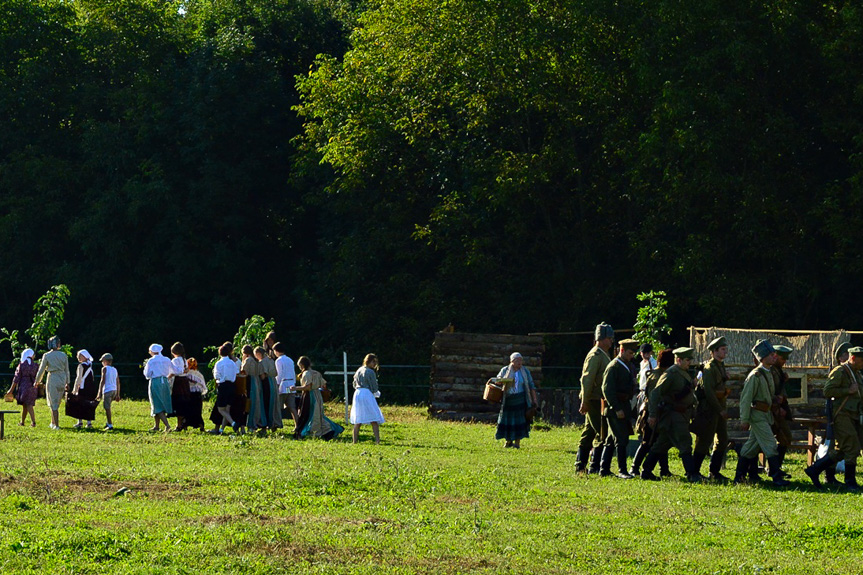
[243,345,267,431]
[294,356,343,440]
[8,349,38,427]
[185,357,207,431]
[255,347,282,430]
[69,350,98,429]
[494,352,537,448]
[144,343,174,432]
[350,353,385,444]
[169,342,192,431]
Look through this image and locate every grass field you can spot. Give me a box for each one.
[0,400,861,574]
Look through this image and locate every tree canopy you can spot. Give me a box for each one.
[1,0,863,365]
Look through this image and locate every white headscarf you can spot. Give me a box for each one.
[510,352,523,362]
[149,343,163,354]
[20,349,34,364]
[77,349,93,365]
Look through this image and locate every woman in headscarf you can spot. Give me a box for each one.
[494,352,538,448]
[8,349,38,427]
[293,356,343,440]
[35,336,71,430]
[143,343,174,432]
[69,350,98,429]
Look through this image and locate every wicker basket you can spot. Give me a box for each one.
[483,378,513,403]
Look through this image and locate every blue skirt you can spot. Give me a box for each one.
[495,390,530,441]
[247,377,268,430]
[149,376,173,416]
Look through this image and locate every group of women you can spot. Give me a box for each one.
[7,332,387,443]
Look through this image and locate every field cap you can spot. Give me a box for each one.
[773,345,793,358]
[595,322,614,341]
[149,343,163,354]
[834,342,852,361]
[673,347,695,360]
[707,337,728,352]
[619,339,640,352]
[752,339,775,361]
[100,353,113,362]
[849,346,863,357]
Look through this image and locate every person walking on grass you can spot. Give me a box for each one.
[35,336,70,430]
[805,346,863,490]
[600,339,639,478]
[350,353,385,444]
[733,339,790,487]
[691,337,731,481]
[209,343,239,435]
[273,342,299,436]
[8,349,38,427]
[144,344,174,432]
[494,352,538,449]
[96,353,120,431]
[641,347,703,483]
[575,323,614,473]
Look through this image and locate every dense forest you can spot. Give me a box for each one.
[2,0,863,365]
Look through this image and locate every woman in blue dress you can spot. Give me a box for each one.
[293,356,344,440]
[494,352,538,448]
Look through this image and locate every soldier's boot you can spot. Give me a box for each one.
[574,445,591,473]
[659,453,673,477]
[630,443,648,476]
[804,455,834,489]
[681,453,703,483]
[733,456,752,484]
[845,462,859,492]
[598,445,614,477]
[691,452,707,478]
[748,457,763,482]
[766,456,790,486]
[774,446,791,478]
[640,452,661,481]
[709,449,729,482]
[587,446,603,475]
[825,462,841,486]
[616,447,634,479]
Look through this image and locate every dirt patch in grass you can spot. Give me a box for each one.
[1,473,209,503]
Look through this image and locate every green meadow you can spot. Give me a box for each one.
[0,401,861,574]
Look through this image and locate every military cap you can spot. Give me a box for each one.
[619,339,640,352]
[752,339,775,361]
[835,342,852,361]
[594,322,614,341]
[849,346,863,357]
[673,347,695,359]
[99,353,113,362]
[707,337,728,352]
[773,345,793,358]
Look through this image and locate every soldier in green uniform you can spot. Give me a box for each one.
[804,346,863,490]
[769,345,794,478]
[630,350,673,477]
[819,342,853,486]
[575,323,614,473]
[600,339,639,478]
[691,337,731,481]
[733,339,790,486]
[640,347,702,482]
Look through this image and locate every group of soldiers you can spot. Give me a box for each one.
[574,323,863,490]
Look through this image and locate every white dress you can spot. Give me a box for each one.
[349,366,385,424]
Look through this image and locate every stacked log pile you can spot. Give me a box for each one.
[429,332,544,422]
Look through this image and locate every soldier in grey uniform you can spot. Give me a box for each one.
[575,323,614,473]
[733,339,790,486]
